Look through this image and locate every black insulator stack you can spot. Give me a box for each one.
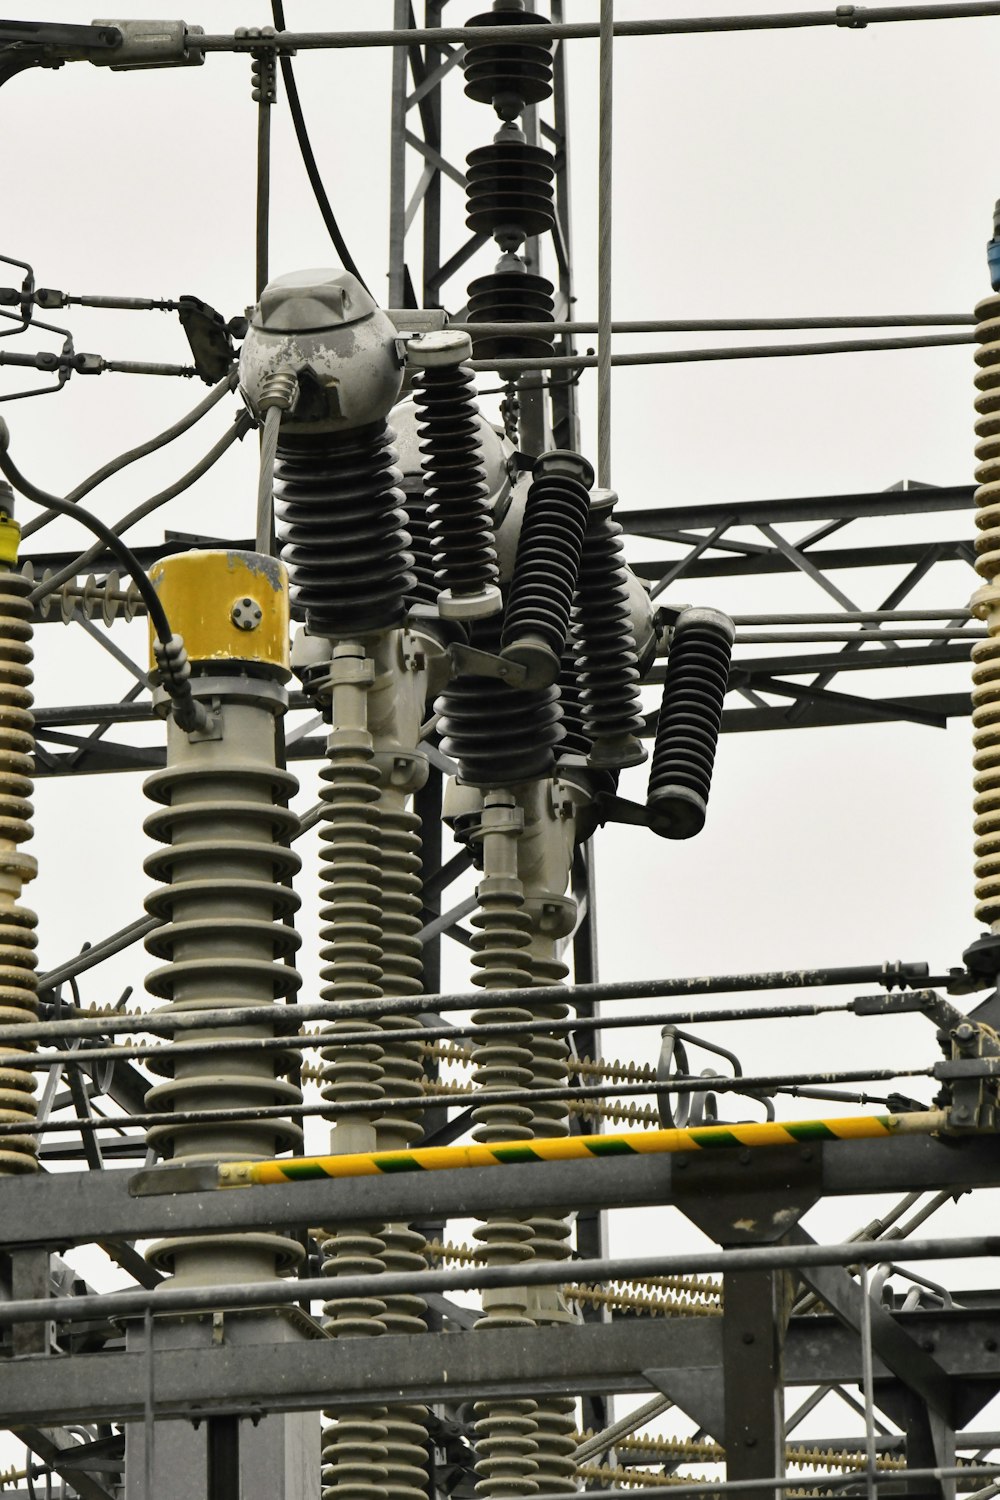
[646,607,735,840]
[467,269,555,359]
[572,490,647,770]
[555,650,591,765]
[400,488,439,608]
[462,7,553,119]
[501,450,593,688]
[466,136,556,249]
[436,621,564,786]
[274,422,413,638]
[409,330,501,621]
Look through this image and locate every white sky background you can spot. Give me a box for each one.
[1,0,997,1462]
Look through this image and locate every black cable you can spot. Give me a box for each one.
[256,59,271,299]
[270,1,372,294]
[0,420,172,644]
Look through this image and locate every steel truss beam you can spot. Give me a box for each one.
[0,1308,998,1430]
[1,1136,998,1252]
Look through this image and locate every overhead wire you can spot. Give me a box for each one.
[190,8,1000,50]
[19,370,238,541]
[8,962,932,1043]
[269,0,372,293]
[471,331,976,372]
[26,411,254,606]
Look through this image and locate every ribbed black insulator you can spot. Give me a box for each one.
[467,270,554,359]
[466,140,555,244]
[462,8,553,117]
[412,363,500,603]
[647,608,735,840]
[274,422,414,637]
[573,501,647,770]
[501,450,593,688]
[400,489,439,607]
[555,651,591,763]
[436,625,563,785]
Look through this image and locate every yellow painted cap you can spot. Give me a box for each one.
[148,550,290,676]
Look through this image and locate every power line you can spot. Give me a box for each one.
[191,6,1000,52]
[471,331,975,373]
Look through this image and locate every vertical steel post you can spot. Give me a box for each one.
[722,1270,786,1500]
[389,0,411,307]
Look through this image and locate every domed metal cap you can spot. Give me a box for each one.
[254,269,378,334]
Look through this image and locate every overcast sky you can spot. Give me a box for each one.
[1,0,994,1387]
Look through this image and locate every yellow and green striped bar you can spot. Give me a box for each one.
[217,1111,947,1188]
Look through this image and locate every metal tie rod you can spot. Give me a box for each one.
[470,333,975,372]
[0,996,860,1063]
[188,8,1000,50]
[0,1232,995,1328]
[16,961,933,1044]
[448,315,977,334]
[0,1069,936,1125]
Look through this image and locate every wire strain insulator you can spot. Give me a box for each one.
[501,451,594,689]
[274,423,414,637]
[0,567,38,1176]
[971,291,1000,927]
[141,676,305,1283]
[409,331,502,621]
[646,606,735,840]
[26,564,144,626]
[572,491,647,770]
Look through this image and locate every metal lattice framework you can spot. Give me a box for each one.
[0,10,994,1500]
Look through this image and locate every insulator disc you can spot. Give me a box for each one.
[467,271,555,359]
[466,141,556,241]
[462,9,553,112]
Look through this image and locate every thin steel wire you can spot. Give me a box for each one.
[0,1064,936,1133]
[189,8,1000,49]
[0,1234,995,1330]
[471,332,975,372]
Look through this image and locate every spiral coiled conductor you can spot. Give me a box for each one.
[970,291,1000,926]
[572,490,647,771]
[0,561,38,1176]
[410,330,502,621]
[502,451,594,689]
[275,424,414,637]
[647,607,735,840]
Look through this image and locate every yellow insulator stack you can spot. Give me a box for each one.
[0,497,39,1178]
[971,292,1000,927]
